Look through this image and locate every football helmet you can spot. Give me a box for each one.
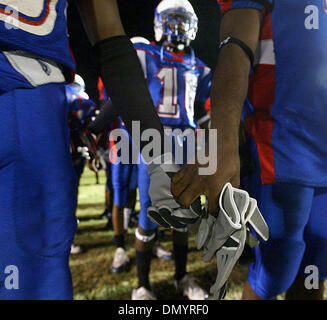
[154,0,198,51]
[66,74,88,102]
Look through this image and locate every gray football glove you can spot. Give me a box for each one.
[196,183,269,300]
[147,153,203,230]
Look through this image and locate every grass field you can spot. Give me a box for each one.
[70,167,326,300]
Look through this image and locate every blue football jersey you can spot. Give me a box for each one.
[0,1,74,92]
[219,0,327,187]
[134,42,211,129]
[0,0,74,70]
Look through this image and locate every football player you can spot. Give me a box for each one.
[109,116,138,273]
[130,0,211,300]
[67,75,98,182]
[91,78,138,271]
[89,83,175,272]
[67,75,97,255]
[96,78,114,223]
[0,0,169,299]
[171,0,327,300]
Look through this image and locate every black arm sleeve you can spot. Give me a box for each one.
[88,99,118,135]
[93,36,165,153]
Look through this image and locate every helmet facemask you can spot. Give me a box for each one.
[154,8,198,52]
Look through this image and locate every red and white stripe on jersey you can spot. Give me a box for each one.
[0,0,58,36]
[247,13,276,185]
[218,0,276,184]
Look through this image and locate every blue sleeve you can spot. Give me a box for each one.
[218,0,273,14]
[133,43,148,78]
[196,67,212,103]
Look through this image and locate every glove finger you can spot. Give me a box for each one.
[171,207,200,220]
[231,187,250,222]
[147,207,171,228]
[172,207,200,224]
[248,205,269,241]
[213,281,228,300]
[221,183,241,227]
[202,205,241,262]
[174,215,199,225]
[196,214,216,250]
[210,227,247,298]
[158,206,187,229]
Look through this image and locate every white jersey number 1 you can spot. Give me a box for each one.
[156,67,179,118]
[156,67,197,120]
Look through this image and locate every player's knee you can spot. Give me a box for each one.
[138,209,158,233]
[113,187,128,207]
[135,226,156,251]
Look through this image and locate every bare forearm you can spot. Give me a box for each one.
[75,0,165,155]
[210,44,251,154]
[210,8,262,154]
[77,0,125,43]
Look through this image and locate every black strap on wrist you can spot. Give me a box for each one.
[219,36,255,67]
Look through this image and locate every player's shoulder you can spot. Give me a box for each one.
[131,36,151,50]
[193,56,211,74]
[131,37,160,56]
[131,37,150,45]
[193,56,207,68]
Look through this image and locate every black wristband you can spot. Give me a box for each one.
[219,36,255,67]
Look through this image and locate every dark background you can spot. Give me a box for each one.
[68,0,221,103]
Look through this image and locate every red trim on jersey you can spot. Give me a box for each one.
[98,77,105,101]
[246,111,275,184]
[149,42,186,62]
[171,51,185,63]
[135,48,206,68]
[260,13,273,40]
[246,14,276,184]
[218,0,233,14]
[0,0,52,26]
[205,98,211,112]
